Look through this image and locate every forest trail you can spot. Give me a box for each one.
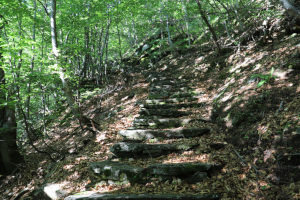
[1,19,299,200]
[65,60,222,200]
[2,1,300,199]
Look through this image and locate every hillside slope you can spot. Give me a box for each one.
[0,17,300,200]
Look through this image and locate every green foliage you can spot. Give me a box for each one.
[251,67,276,88]
[0,0,279,140]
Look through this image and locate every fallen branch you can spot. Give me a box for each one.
[233,148,259,174]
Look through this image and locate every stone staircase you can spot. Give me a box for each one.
[65,67,220,200]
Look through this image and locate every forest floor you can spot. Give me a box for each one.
[0,24,300,200]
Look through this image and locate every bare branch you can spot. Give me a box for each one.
[37,0,50,16]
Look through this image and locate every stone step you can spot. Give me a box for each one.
[140,102,205,110]
[65,193,220,200]
[151,81,188,88]
[118,128,210,140]
[89,161,216,185]
[133,118,194,129]
[146,73,180,79]
[110,142,198,158]
[90,161,143,184]
[149,91,202,99]
[150,79,189,85]
[145,97,199,104]
[139,108,191,117]
[150,87,191,93]
[150,85,192,93]
[145,162,212,177]
[148,76,187,82]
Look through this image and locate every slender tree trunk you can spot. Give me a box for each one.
[182,0,191,46]
[104,19,110,82]
[99,18,110,83]
[81,27,90,79]
[26,0,37,119]
[117,23,123,61]
[50,0,87,128]
[165,14,173,48]
[131,15,137,46]
[195,0,221,53]
[96,25,104,85]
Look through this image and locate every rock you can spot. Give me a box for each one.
[150,86,192,93]
[275,165,300,183]
[133,118,192,128]
[186,172,208,183]
[150,79,188,85]
[65,193,220,200]
[142,44,150,52]
[133,118,194,129]
[118,128,210,140]
[133,118,209,129]
[90,161,143,184]
[110,142,198,158]
[43,184,68,200]
[145,97,199,104]
[278,153,300,165]
[210,142,227,150]
[288,132,300,147]
[149,91,202,99]
[140,108,191,117]
[145,162,213,178]
[140,102,205,109]
[31,184,68,200]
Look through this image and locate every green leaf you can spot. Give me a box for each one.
[257,80,267,88]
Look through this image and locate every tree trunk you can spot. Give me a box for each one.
[194,0,221,53]
[181,0,191,46]
[117,23,123,61]
[26,0,37,119]
[50,0,88,128]
[0,16,23,174]
[165,14,173,48]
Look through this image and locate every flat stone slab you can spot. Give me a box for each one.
[90,161,215,186]
[110,142,198,158]
[133,118,209,129]
[118,128,210,140]
[133,118,193,129]
[145,162,213,177]
[140,102,205,109]
[150,86,192,93]
[149,91,202,99]
[151,81,188,88]
[149,77,188,83]
[145,97,199,104]
[65,193,220,200]
[139,108,191,117]
[150,84,190,90]
[90,161,143,184]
